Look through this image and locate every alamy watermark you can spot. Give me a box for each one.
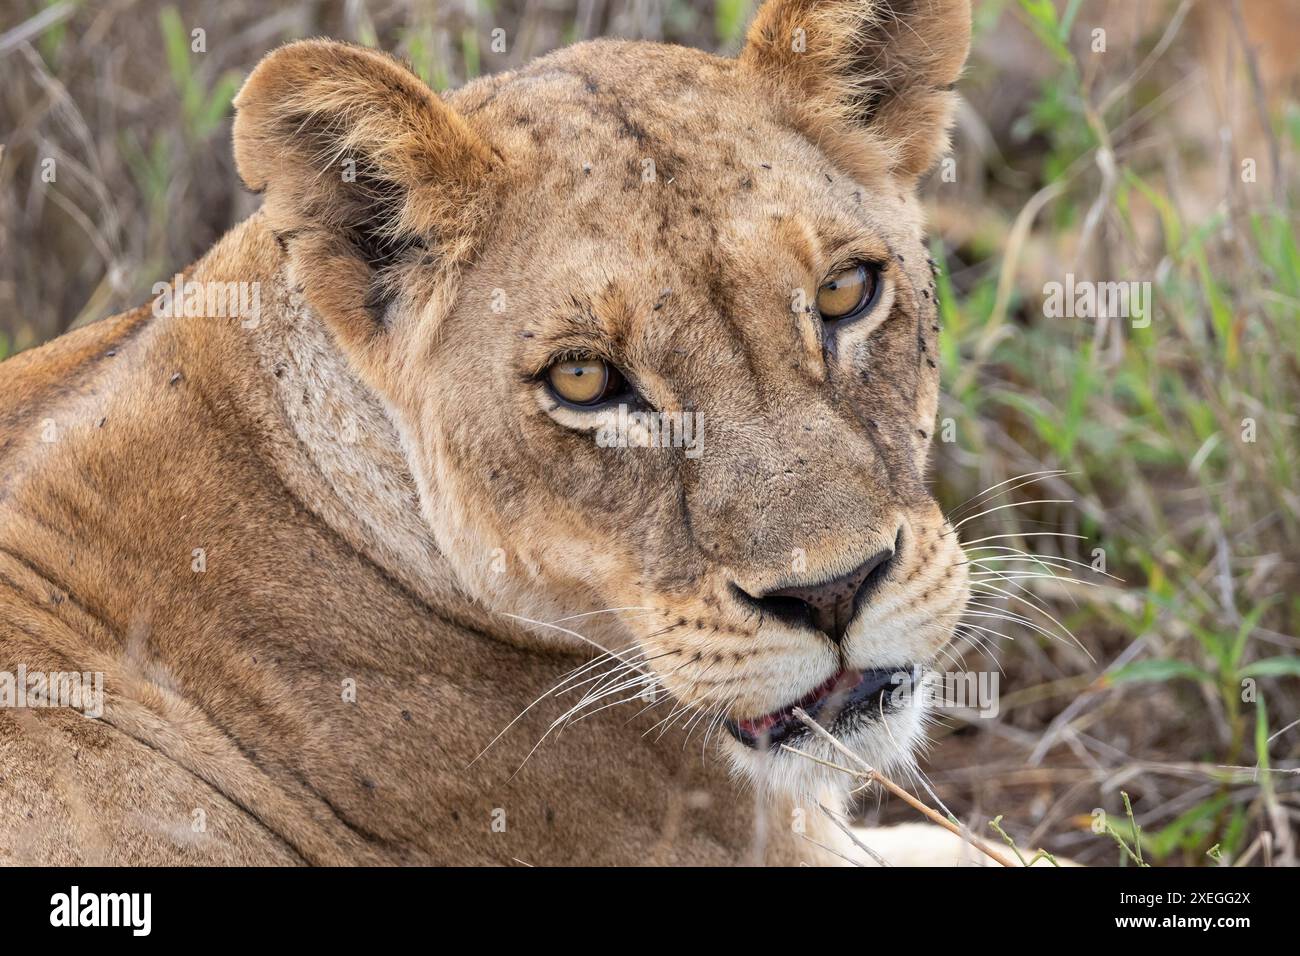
[595,403,704,459]
[890,669,1001,718]
[1,665,104,719]
[1043,273,1151,328]
[50,886,150,936]
[151,274,262,328]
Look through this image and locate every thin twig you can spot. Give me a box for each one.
[816,803,893,867]
[789,708,1016,868]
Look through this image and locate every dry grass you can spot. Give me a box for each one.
[1,0,1297,866]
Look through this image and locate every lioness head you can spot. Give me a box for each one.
[232,0,972,798]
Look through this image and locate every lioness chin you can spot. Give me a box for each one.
[0,0,970,866]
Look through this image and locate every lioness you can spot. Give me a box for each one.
[0,0,970,865]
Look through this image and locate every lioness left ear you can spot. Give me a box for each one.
[740,0,971,183]
[233,40,500,367]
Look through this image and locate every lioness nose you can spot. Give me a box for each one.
[760,546,897,644]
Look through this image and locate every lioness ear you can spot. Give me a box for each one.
[233,40,499,363]
[740,0,971,183]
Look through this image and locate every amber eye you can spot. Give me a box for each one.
[546,358,624,406]
[816,263,880,321]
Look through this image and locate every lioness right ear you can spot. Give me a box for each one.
[233,40,499,366]
[740,0,971,184]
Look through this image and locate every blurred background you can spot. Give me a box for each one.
[1,0,1297,866]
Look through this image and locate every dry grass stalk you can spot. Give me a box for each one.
[788,707,1018,868]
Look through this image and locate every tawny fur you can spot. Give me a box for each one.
[0,0,970,865]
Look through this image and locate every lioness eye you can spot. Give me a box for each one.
[546,358,624,406]
[816,263,880,321]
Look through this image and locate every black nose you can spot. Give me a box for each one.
[747,545,898,644]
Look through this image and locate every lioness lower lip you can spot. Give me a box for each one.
[725,667,911,749]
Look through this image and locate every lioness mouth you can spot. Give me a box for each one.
[725,667,913,750]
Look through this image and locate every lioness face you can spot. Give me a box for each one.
[234,0,972,797]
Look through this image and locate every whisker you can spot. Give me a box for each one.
[952,498,1075,531]
[947,469,1071,521]
[959,531,1086,546]
[549,606,659,624]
